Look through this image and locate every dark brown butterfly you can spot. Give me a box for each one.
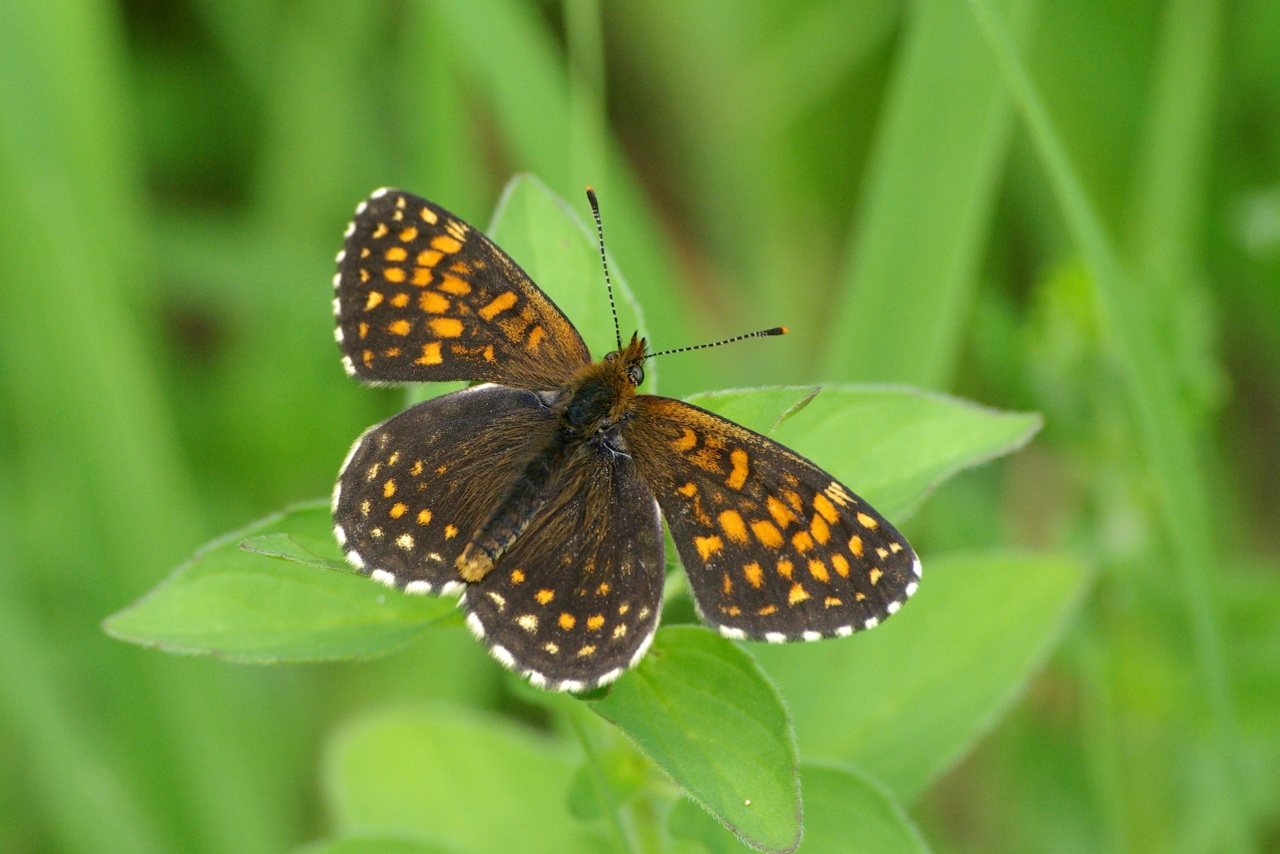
[331,187,920,692]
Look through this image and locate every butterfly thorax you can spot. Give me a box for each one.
[455,334,648,582]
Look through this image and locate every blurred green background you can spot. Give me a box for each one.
[1,0,1278,851]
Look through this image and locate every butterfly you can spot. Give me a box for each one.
[330,187,921,692]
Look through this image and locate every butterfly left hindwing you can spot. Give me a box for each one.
[624,396,921,642]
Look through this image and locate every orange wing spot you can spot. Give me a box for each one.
[372,223,389,239]
[767,496,797,528]
[587,615,605,631]
[395,196,406,208]
[438,275,471,295]
[857,512,879,530]
[597,582,609,595]
[783,489,803,511]
[792,531,814,554]
[398,226,418,242]
[743,562,764,589]
[810,514,830,545]
[536,589,554,605]
[776,558,794,580]
[409,460,424,476]
[387,319,411,336]
[389,502,407,518]
[813,493,840,523]
[890,542,903,553]
[757,604,778,616]
[383,479,396,498]
[383,345,401,356]
[722,572,733,595]
[364,291,384,310]
[417,249,444,267]
[719,510,749,544]
[855,591,867,601]
[428,317,463,338]
[672,428,698,452]
[526,325,545,351]
[678,482,698,498]
[876,547,889,559]
[431,234,463,253]
[511,569,525,583]
[727,449,749,490]
[358,322,369,339]
[420,207,438,224]
[482,345,494,362]
[384,246,408,262]
[419,291,450,313]
[384,267,406,283]
[750,519,783,548]
[361,500,371,516]
[725,605,742,617]
[832,554,850,577]
[559,613,576,630]
[618,604,629,615]
[390,292,410,308]
[414,342,442,365]
[360,248,370,258]
[808,559,830,583]
[411,267,434,286]
[577,645,596,657]
[478,291,517,321]
[824,597,842,608]
[360,269,371,283]
[450,261,471,274]
[416,508,432,525]
[848,535,864,557]
[789,583,810,605]
[694,535,723,561]
[362,349,374,366]
[869,568,883,585]
[444,524,458,539]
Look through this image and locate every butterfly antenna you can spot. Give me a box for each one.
[586,187,623,353]
[646,326,788,360]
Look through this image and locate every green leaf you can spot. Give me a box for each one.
[752,551,1089,799]
[323,704,596,854]
[670,763,929,854]
[103,501,456,662]
[589,627,801,854]
[296,834,455,854]
[685,387,821,436]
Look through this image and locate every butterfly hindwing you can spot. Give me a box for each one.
[462,447,665,692]
[334,188,591,387]
[332,384,559,594]
[624,396,921,641]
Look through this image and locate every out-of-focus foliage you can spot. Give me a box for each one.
[1,0,1277,852]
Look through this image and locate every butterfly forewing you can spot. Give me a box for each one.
[334,189,590,387]
[625,396,921,641]
[462,449,664,692]
[333,385,559,593]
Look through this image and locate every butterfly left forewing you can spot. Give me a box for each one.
[334,188,591,388]
[625,396,921,641]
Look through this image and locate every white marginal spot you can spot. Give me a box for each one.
[338,425,375,478]
[486,591,506,611]
[332,272,342,289]
[905,582,919,598]
[405,580,432,595]
[355,201,368,215]
[371,187,390,198]
[345,549,365,569]
[912,556,923,578]
[490,645,515,667]
[597,667,623,686]
[465,612,485,639]
[765,632,787,644]
[341,355,356,376]
[886,601,901,615]
[333,524,346,546]
[835,625,853,637]
[718,626,747,641]
[864,617,879,630]
[331,481,342,513]
[629,629,657,668]
[556,680,584,694]
[335,249,346,264]
[439,580,463,596]
[371,569,395,588]
[802,630,821,642]
[333,326,344,343]
[331,297,341,315]
[344,220,357,236]
[526,670,547,689]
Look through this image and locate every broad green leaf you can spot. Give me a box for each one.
[767,386,1041,520]
[324,705,595,854]
[670,763,929,854]
[104,501,455,662]
[240,533,351,573]
[296,835,454,854]
[685,387,821,436]
[752,552,1088,800]
[589,627,800,854]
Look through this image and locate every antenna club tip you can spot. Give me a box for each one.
[772,326,788,336]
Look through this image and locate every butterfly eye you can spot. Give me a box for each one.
[626,365,645,386]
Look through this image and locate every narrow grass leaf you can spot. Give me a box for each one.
[104,502,455,662]
[753,551,1089,800]
[590,627,801,854]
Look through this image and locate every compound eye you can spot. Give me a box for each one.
[625,364,645,386]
